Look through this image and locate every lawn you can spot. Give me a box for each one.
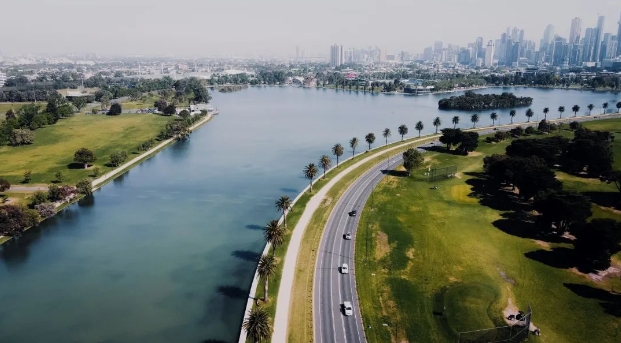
[356,122,621,343]
[0,113,172,185]
[0,102,43,120]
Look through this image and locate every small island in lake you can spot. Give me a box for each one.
[438,91,533,110]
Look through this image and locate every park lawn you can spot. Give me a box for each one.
[119,94,161,110]
[0,103,44,121]
[356,128,621,343]
[0,113,171,185]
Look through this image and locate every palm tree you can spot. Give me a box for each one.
[587,103,594,115]
[617,101,621,113]
[275,195,292,228]
[415,121,424,137]
[349,137,358,158]
[602,102,609,114]
[558,106,565,119]
[470,113,479,128]
[525,108,534,122]
[433,117,442,133]
[243,306,272,343]
[365,133,376,150]
[452,116,460,128]
[382,128,391,145]
[332,143,344,167]
[257,254,277,303]
[319,155,332,179]
[264,220,285,254]
[397,124,408,141]
[571,104,580,117]
[490,112,498,126]
[509,110,516,124]
[543,107,549,120]
[303,163,318,192]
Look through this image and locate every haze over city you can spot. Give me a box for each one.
[1,0,621,57]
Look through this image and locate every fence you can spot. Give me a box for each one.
[457,305,532,343]
[428,165,458,182]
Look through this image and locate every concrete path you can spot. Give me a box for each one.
[8,185,49,192]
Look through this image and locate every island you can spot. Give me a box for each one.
[438,91,533,110]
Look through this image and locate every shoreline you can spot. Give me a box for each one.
[0,112,215,245]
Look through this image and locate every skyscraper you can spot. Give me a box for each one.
[542,24,555,49]
[329,44,343,68]
[617,12,621,56]
[485,40,495,67]
[434,41,443,54]
[518,29,525,43]
[582,28,596,62]
[593,15,605,62]
[569,17,582,45]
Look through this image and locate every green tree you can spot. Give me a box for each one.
[275,195,292,228]
[71,97,87,111]
[264,220,285,254]
[558,106,565,119]
[349,138,358,158]
[587,103,594,115]
[602,102,608,114]
[572,104,580,117]
[415,121,424,137]
[398,124,408,141]
[534,190,592,235]
[365,133,376,150]
[30,191,48,207]
[73,148,96,169]
[179,110,191,120]
[100,95,111,110]
[0,178,10,193]
[490,112,498,126]
[332,143,344,167]
[23,170,32,183]
[163,104,177,116]
[402,148,423,175]
[9,129,35,145]
[458,131,479,154]
[91,167,100,177]
[439,128,462,150]
[54,171,65,183]
[543,107,549,119]
[257,254,277,303]
[452,116,459,129]
[319,155,332,179]
[382,128,391,145]
[616,101,621,113]
[525,108,534,122]
[573,219,621,271]
[76,179,92,195]
[109,151,128,167]
[509,109,516,124]
[242,306,272,343]
[470,113,479,128]
[304,163,318,192]
[107,103,122,115]
[433,117,442,133]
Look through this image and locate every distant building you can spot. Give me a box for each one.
[0,71,6,87]
[485,40,495,67]
[617,12,621,56]
[593,15,605,62]
[570,17,582,45]
[330,44,344,68]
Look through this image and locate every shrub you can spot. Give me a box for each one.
[0,178,10,192]
[35,203,55,218]
[569,121,583,130]
[109,151,128,167]
[107,103,122,115]
[91,167,100,177]
[23,170,32,183]
[510,126,524,137]
[76,179,92,195]
[525,126,536,135]
[9,129,35,145]
[48,184,77,202]
[30,191,48,207]
[0,205,40,236]
[54,171,65,183]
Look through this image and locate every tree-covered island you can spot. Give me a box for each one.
[438,91,533,110]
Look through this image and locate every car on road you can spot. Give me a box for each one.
[343,232,352,240]
[341,263,349,274]
[348,210,357,217]
[342,301,353,316]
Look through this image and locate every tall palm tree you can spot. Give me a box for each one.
[509,110,516,124]
[349,137,358,158]
[382,128,391,145]
[543,107,549,119]
[490,112,498,126]
[525,108,534,122]
[243,306,272,343]
[617,101,621,113]
[319,155,332,179]
[365,133,376,150]
[572,104,580,117]
[332,143,344,167]
[433,117,442,133]
[303,163,318,192]
[415,121,424,137]
[257,254,277,303]
[397,124,408,141]
[558,106,565,119]
[587,103,594,115]
[602,102,609,114]
[452,116,460,128]
[275,195,292,228]
[264,220,285,254]
[470,113,479,128]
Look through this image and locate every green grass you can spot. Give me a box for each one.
[0,113,172,185]
[0,103,42,120]
[119,95,161,110]
[356,123,621,343]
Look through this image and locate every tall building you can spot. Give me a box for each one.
[329,44,344,68]
[433,41,443,54]
[617,12,621,56]
[593,15,605,62]
[485,40,495,67]
[582,28,596,62]
[0,71,6,87]
[569,17,582,45]
[518,29,525,43]
[601,33,613,61]
[541,24,555,49]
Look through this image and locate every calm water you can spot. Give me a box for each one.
[0,87,619,343]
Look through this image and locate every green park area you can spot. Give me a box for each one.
[356,120,621,343]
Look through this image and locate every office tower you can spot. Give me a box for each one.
[475,37,484,60]
[542,24,555,48]
[617,12,621,56]
[593,15,605,62]
[600,33,613,60]
[434,41,443,54]
[485,40,495,67]
[569,17,582,45]
[511,27,519,41]
[582,28,596,62]
[423,47,434,61]
[607,38,618,59]
[329,44,343,67]
[519,29,525,43]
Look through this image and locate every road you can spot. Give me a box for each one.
[313,154,404,343]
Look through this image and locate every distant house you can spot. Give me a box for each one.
[189,103,214,115]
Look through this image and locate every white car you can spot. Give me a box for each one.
[343,301,353,316]
[341,263,349,274]
[343,232,352,240]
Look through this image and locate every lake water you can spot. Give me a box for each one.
[0,86,619,343]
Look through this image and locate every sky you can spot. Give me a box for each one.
[1,0,620,58]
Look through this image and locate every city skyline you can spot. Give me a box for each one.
[1,0,620,58]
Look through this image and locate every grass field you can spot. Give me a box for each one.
[0,102,43,119]
[356,120,621,343]
[0,113,171,185]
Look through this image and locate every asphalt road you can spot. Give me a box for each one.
[313,154,404,343]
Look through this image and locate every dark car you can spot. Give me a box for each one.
[349,210,357,217]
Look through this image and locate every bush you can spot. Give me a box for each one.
[538,119,551,132]
[35,203,55,219]
[23,170,32,183]
[30,191,48,207]
[0,178,10,192]
[107,103,122,115]
[109,151,128,167]
[0,205,40,236]
[9,129,35,145]
[48,184,77,202]
[138,139,155,151]
[91,108,99,115]
[525,126,536,135]
[569,121,583,130]
[76,179,92,195]
[55,171,65,183]
[73,148,97,168]
[510,126,524,137]
[91,167,100,177]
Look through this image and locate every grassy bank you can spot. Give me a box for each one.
[355,120,621,343]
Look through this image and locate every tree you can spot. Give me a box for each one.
[109,151,128,167]
[415,121,424,137]
[587,103,594,115]
[257,254,277,303]
[264,220,285,254]
[365,133,376,150]
[349,137,358,157]
[35,203,55,219]
[490,112,498,126]
[0,178,10,193]
[509,110,516,124]
[91,108,99,115]
[470,113,479,128]
[54,171,65,183]
[71,97,87,111]
[23,170,32,183]
[30,191,47,207]
[433,117,442,133]
[5,108,16,120]
[165,120,190,140]
[332,143,344,167]
[617,101,621,113]
[506,136,569,166]
[558,106,565,119]
[304,163,318,192]
[179,110,191,120]
[242,306,272,343]
[0,205,40,236]
[457,131,479,154]
[534,190,592,235]
[452,116,460,129]
[73,148,96,169]
[525,108,534,122]
[107,103,122,115]
[402,148,423,175]
[319,155,332,179]
[563,128,613,176]
[573,219,621,271]
[543,107,549,119]
[100,95,111,110]
[163,104,177,116]
[9,129,35,145]
[572,104,580,117]
[397,124,408,141]
[439,128,462,150]
[602,102,609,114]
[513,157,562,199]
[76,179,92,195]
[275,195,292,228]
[382,128,391,145]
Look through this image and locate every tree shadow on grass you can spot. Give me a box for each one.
[66,162,85,170]
[493,211,571,243]
[582,191,621,210]
[382,170,409,177]
[216,285,247,300]
[564,283,621,317]
[419,145,463,155]
[524,247,576,269]
[231,250,261,262]
[465,172,530,212]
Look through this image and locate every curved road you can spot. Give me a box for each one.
[314,154,404,343]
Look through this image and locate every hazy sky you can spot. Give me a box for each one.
[1,0,620,57]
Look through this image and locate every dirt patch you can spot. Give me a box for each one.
[503,298,539,333]
[375,231,390,260]
[533,240,551,250]
[467,151,483,157]
[322,197,332,207]
[406,248,415,259]
[498,269,516,285]
[454,172,462,179]
[570,261,621,283]
[561,232,576,241]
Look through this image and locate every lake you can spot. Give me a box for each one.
[0,86,619,343]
